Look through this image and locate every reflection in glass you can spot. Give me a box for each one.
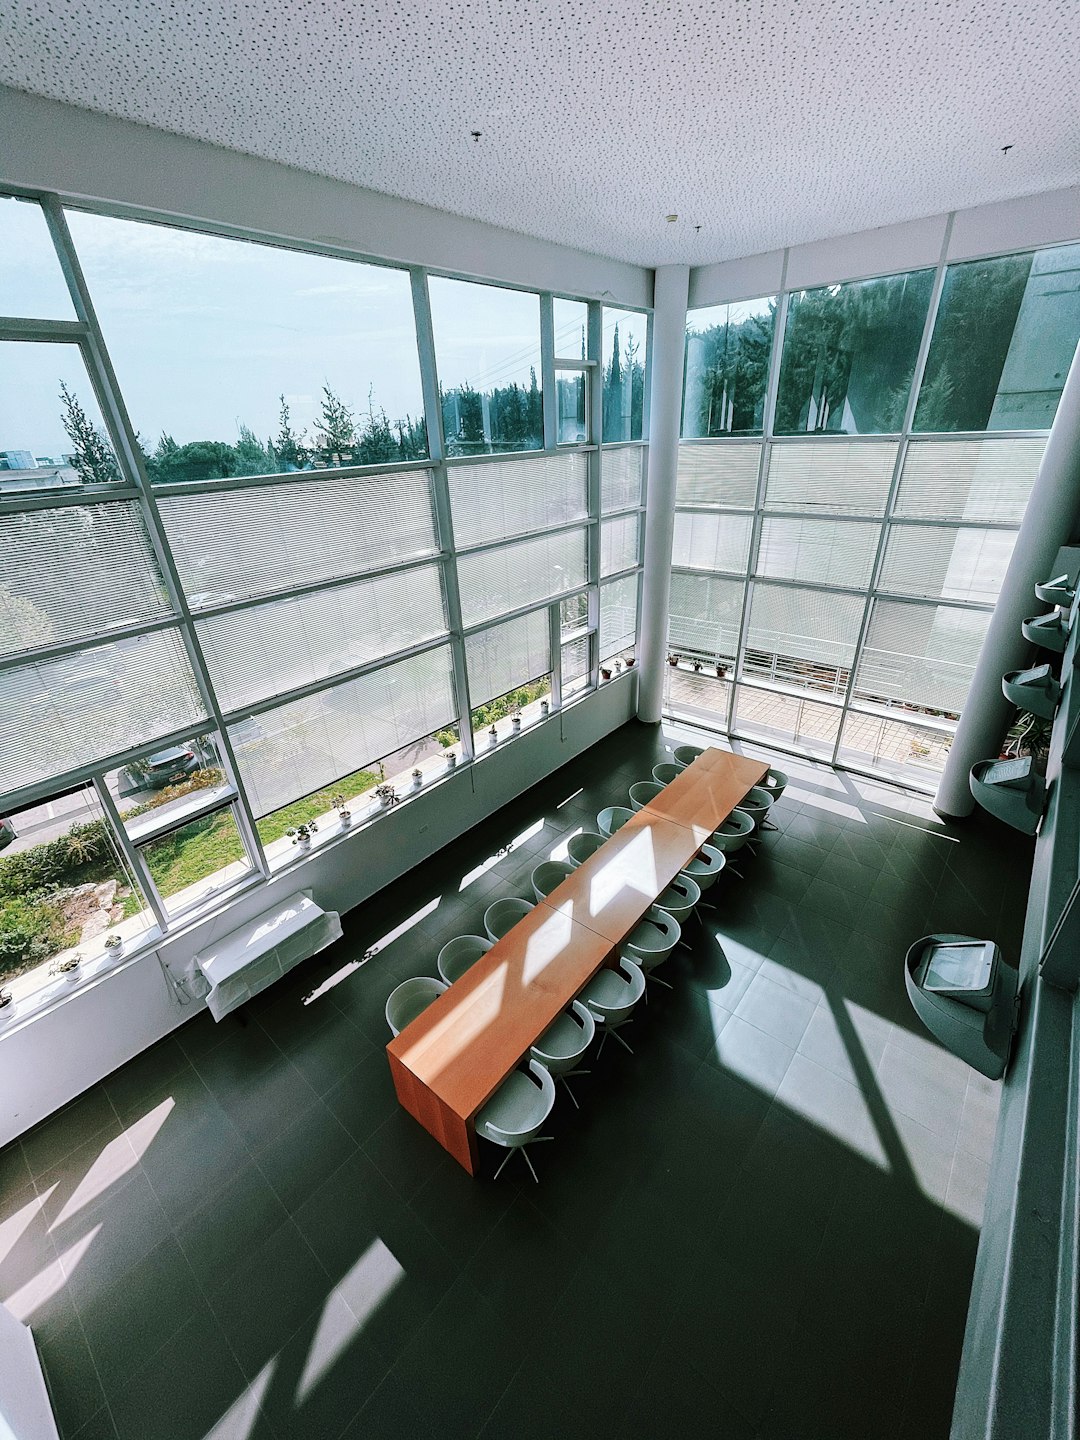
[0,197,74,320]
[602,308,648,442]
[429,277,543,455]
[0,341,122,494]
[914,244,1080,432]
[682,297,775,437]
[553,298,588,360]
[66,209,428,483]
[556,371,587,444]
[774,269,934,435]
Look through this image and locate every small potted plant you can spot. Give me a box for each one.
[667,654,679,667]
[287,821,318,848]
[540,699,550,718]
[614,658,624,674]
[375,783,399,808]
[600,666,612,681]
[692,659,703,673]
[489,725,499,746]
[104,933,124,959]
[511,713,522,734]
[331,794,351,827]
[49,954,81,982]
[411,767,423,790]
[625,656,636,668]
[715,663,727,679]
[0,988,13,1017]
[446,750,458,769]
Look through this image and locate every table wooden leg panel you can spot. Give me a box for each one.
[387,1051,478,1175]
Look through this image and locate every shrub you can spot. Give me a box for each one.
[0,894,74,981]
[0,820,113,900]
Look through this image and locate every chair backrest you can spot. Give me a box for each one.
[531,860,572,902]
[437,934,492,986]
[736,785,774,826]
[763,768,789,798]
[385,975,447,1037]
[628,780,665,811]
[477,1059,556,1144]
[711,808,755,852]
[657,872,700,920]
[597,805,634,838]
[567,831,605,868]
[613,956,647,1013]
[532,999,595,1069]
[484,896,535,942]
[680,843,726,890]
[651,762,682,786]
[625,906,681,957]
[673,745,703,769]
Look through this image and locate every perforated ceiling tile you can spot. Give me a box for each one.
[2,0,1078,268]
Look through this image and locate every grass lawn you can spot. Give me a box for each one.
[255,768,381,848]
[141,810,248,899]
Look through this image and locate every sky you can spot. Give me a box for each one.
[1,198,640,460]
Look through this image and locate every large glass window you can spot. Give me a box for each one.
[682,297,776,437]
[66,210,429,482]
[914,244,1080,432]
[429,277,543,455]
[0,341,122,494]
[553,298,588,360]
[0,197,74,320]
[774,270,934,434]
[602,308,648,442]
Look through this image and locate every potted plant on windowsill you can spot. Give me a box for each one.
[104,933,124,959]
[715,663,727,679]
[49,954,81,982]
[600,666,612,681]
[287,821,318,849]
[667,654,679,667]
[331,794,351,827]
[375,784,399,808]
[625,656,636,668]
[540,699,550,718]
[511,713,522,734]
[411,768,423,790]
[489,725,499,747]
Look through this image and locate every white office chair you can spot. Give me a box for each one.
[710,809,756,877]
[530,1000,595,1109]
[484,896,535,942]
[629,780,665,811]
[651,762,682,786]
[621,906,681,993]
[531,860,572,903]
[567,831,605,868]
[673,745,704,769]
[656,873,701,947]
[680,843,726,908]
[385,975,447,1037]
[762,768,789,802]
[581,957,647,1056]
[597,805,635,838]
[475,1058,556,1182]
[736,784,774,839]
[436,934,492,986]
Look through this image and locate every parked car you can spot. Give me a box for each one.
[0,817,15,851]
[138,747,202,789]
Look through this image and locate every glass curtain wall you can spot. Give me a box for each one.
[0,194,648,1008]
[666,244,1080,787]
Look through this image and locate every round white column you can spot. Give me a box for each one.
[637,264,689,724]
[934,340,1080,817]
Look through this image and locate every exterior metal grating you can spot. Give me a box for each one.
[0,502,172,658]
[457,527,588,627]
[764,440,897,515]
[600,513,640,577]
[745,583,864,682]
[676,442,760,508]
[196,563,447,715]
[229,644,456,817]
[465,608,551,709]
[601,447,645,512]
[671,511,753,574]
[449,452,587,549]
[158,469,438,607]
[668,571,745,657]
[878,525,1016,605]
[854,600,990,715]
[894,438,1046,524]
[756,516,879,589]
[1,627,207,793]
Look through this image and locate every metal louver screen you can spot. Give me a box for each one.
[671,512,753,574]
[449,453,587,549]
[756,517,879,589]
[229,645,456,817]
[894,439,1046,523]
[601,514,640,577]
[0,502,171,658]
[854,601,989,715]
[465,608,551,709]
[878,526,1016,605]
[745,584,864,680]
[457,528,588,627]
[676,443,760,508]
[196,563,447,715]
[668,571,744,656]
[1,627,207,793]
[562,634,590,687]
[158,470,438,606]
[765,441,897,515]
[599,574,638,660]
[601,447,645,512]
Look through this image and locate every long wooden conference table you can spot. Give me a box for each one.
[386,748,768,1174]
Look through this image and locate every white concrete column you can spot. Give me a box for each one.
[637,264,689,723]
[935,339,1080,817]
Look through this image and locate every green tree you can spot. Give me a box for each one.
[314,384,357,464]
[152,440,239,485]
[233,424,274,477]
[274,394,308,470]
[59,381,121,485]
[526,367,542,447]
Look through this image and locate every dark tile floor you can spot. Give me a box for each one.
[0,720,1033,1440]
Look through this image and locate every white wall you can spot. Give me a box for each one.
[688,185,1080,305]
[0,86,652,307]
[0,678,638,1145]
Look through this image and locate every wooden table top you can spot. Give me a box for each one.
[645,752,768,838]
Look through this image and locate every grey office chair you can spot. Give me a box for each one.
[567,831,605,868]
[581,957,647,1056]
[621,906,681,993]
[629,780,665,811]
[530,1000,595,1109]
[651,762,682,786]
[531,860,572,903]
[597,805,635,838]
[385,976,447,1037]
[475,1059,557,1182]
[484,896,535,942]
[437,935,492,986]
[673,745,704,769]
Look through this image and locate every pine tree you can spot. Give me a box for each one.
[233,424,273,477]
[59,381,121,485]
[526,367,542,448]
[274,395,308,471]
[314,385,356,465]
